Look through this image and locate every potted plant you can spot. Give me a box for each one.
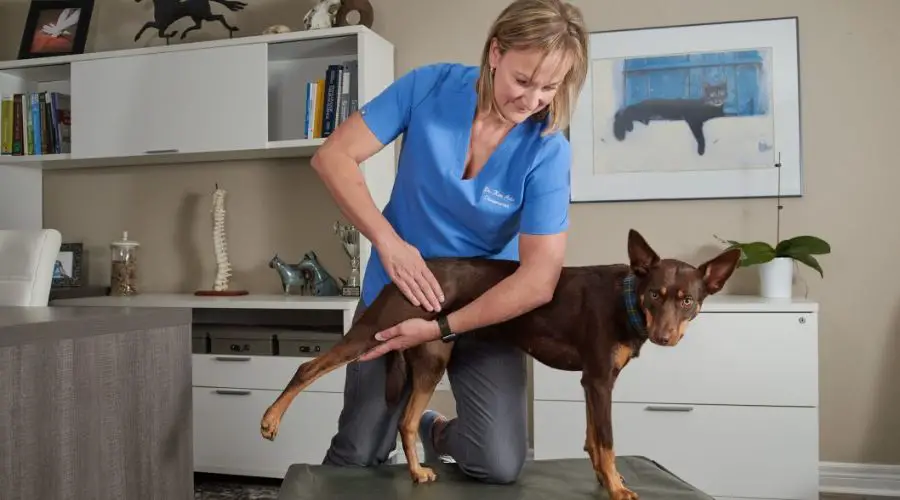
[713,156,831,298]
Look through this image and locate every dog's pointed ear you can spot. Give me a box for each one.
[627,229,660,276]
[698,248,742,295]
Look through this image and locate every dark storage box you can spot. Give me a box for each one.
[206,326,276,356]
[276,330,341,357]
[191,330,209,354]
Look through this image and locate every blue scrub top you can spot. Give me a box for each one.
[358,62,572,306]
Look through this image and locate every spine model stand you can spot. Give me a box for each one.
[195,184,248,296]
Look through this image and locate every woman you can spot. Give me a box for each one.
[311,0,589,484]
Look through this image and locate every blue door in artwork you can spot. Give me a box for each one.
[621,50,767,116]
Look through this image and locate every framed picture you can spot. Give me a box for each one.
[568,17,802,202]
[52,242,83,288]
[18,0,94,60]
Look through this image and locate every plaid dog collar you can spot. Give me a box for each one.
[622,273,647,337]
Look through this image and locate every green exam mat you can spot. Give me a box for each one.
[276,456,714,500]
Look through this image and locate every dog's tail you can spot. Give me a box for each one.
[384,350,408,406]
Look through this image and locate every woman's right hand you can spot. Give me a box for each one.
[377,236,444,312]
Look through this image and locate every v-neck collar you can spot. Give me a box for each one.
[454,71,525,183]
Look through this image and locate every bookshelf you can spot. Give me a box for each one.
[1,26,398,477]
[0,25,396,278]
[0,25,393,170]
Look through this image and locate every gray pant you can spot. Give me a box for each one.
[322,301,528,484]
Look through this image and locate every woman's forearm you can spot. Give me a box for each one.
[445,267,555,334]
[312,148,398,249]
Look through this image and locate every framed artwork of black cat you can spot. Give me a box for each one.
[568,17,801,203]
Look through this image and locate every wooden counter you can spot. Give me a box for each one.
[0,306,194,500]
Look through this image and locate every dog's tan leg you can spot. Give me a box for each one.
[582,373,638,500]
[260,338,375,440]
[260,285,440,441]
[399,341,453,483]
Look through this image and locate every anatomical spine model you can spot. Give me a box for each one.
[195,184,247,296]
[212,186,231,290]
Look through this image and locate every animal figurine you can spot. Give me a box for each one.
[303,0,342,30]
[133,0,247,44]
[262,24,291,35]
[295,251,341,296]
[268,254,307,295]
[259,229,741,500]
[335,0,374,28]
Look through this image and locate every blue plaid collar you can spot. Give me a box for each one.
[622,273,647,336]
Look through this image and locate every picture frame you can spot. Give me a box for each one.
[52,242,83,288]
[568,17,802,202]
[18,0,94,60]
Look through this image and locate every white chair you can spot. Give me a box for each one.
[0,229,62,306]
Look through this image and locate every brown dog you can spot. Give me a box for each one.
[260,229,740,500]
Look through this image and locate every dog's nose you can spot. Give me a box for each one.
[658,335,671,345]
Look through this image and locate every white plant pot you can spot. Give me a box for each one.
[759,257,794,298]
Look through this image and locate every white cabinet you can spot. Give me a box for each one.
[70,43,268,159]
[532,297,820,500]
[534,401,818,500]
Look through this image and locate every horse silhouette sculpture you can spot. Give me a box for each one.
[134,0,246,44]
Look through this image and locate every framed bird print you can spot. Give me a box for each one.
[18,0,94,59]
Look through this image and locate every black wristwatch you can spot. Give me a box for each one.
[437,315,458,343]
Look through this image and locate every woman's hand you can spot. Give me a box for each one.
[377,236,444,312]
[358,318,441,362]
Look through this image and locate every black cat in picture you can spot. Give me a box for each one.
[612,81,728,156]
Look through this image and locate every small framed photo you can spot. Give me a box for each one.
[18,0,94,60]
[52,242,83,288]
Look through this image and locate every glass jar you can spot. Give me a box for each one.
[110,231,140,296]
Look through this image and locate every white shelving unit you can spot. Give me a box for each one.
[0,26,397,251]
[3,25,399,478]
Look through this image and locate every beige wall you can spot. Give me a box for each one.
[1,0,898,465]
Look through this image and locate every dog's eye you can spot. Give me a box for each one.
[681,297,694,307]
[649,290,659,299]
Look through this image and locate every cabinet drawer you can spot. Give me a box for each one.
[534,312,818,407]
[533,400,819,500]
[192,354,345,393]
[193,387,343,477]
[71,44,268,159]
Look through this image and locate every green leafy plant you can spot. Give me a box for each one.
[713,155,832,277]
[713,234,831,277]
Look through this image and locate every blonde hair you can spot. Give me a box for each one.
[476,0,589,135]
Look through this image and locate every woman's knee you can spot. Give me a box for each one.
[458,440,527,484]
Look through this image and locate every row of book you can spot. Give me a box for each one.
[305,59,359,139]
[1,91,71,156]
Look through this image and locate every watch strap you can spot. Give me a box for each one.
[437,315,457,343]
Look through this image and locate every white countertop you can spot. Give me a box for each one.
[50,292,817,313]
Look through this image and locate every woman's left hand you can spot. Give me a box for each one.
[358,318,442,362]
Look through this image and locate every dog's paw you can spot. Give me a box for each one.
[610,486,639,500]
[411,466,437,484]
[260,407,281,441]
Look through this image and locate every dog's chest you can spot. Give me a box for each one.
[518,334,582,371]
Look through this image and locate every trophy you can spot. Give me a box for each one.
[334,220,361,297]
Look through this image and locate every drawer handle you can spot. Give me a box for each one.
[145,148,179,154]
[214,356,251,362]
[644,405,694,412]
[214,389,251,396]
